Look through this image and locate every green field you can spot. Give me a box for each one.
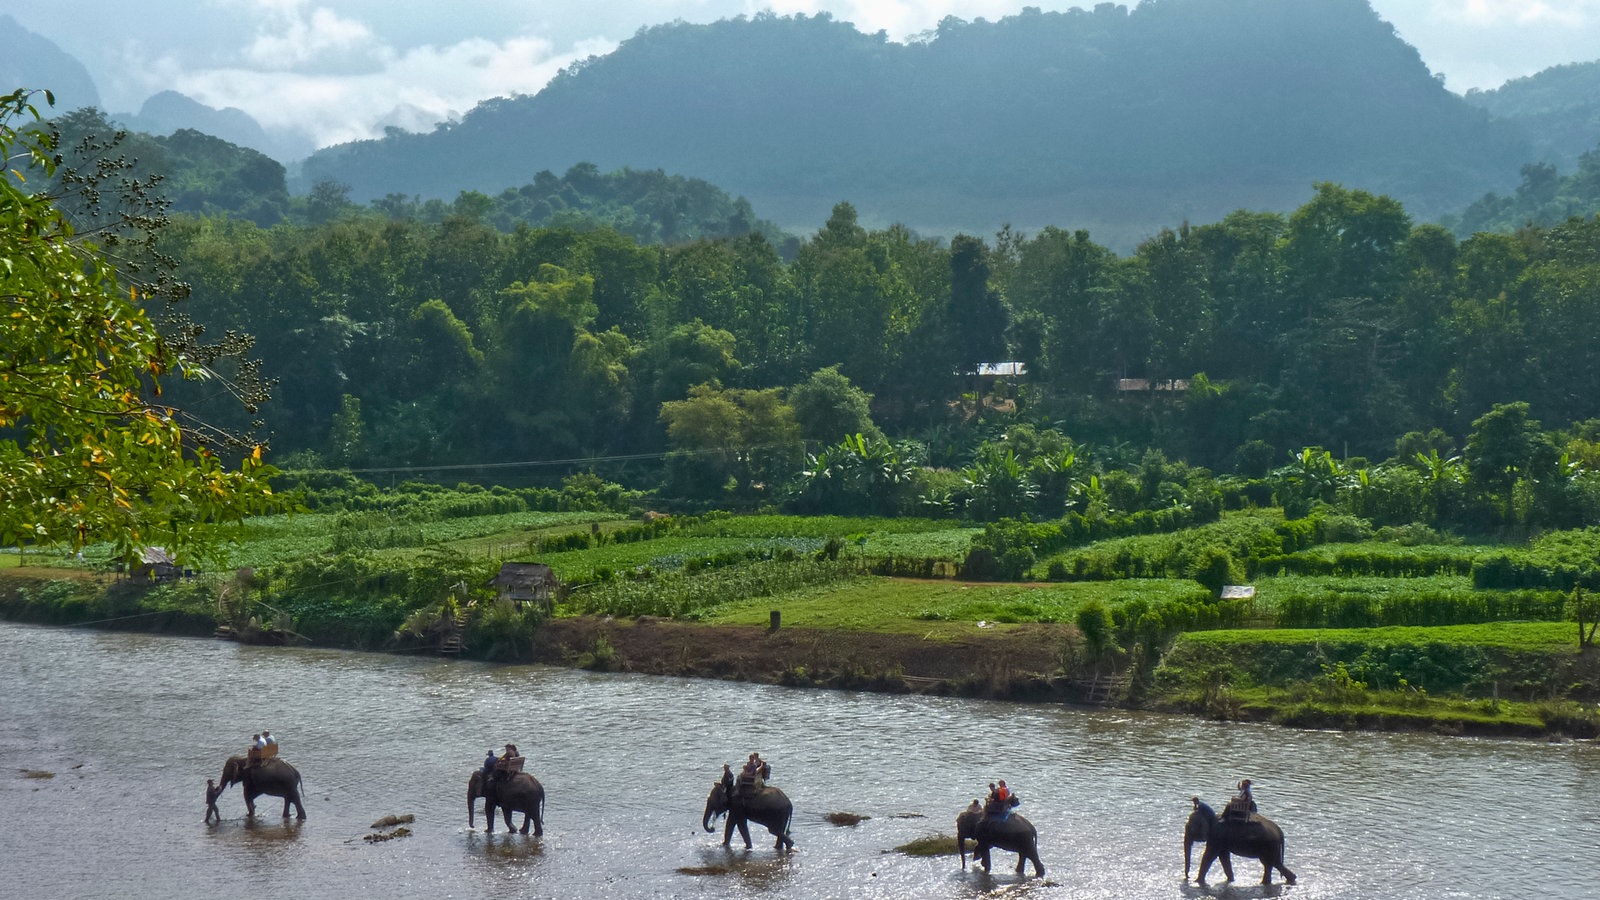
[697,577,1209,634]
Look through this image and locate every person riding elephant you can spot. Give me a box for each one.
[1185,796,1296,885]
[468,767,545,835]
[703,773,794,852]
[216,755,306,819]
[957,799,1045,877]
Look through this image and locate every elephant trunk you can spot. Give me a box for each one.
[702,799,716,833]
[468,771,482,828]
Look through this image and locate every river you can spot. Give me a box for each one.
[1,621,1595,899]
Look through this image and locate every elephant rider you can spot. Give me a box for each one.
[248,733,265,767]
[736,753,768,796]
[984,781,1019,819]
[482,749,498,780]
[495,744,522,781]
[1223,779,1257,823]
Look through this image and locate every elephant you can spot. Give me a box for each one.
[702,776,794,852]
[217,756,306,820]
[468,768,545,835]
[1184,797,1296,885]
[956,800,1045,877]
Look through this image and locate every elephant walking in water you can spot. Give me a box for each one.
[956,801,1045,877]
[703,778,794,852]
[1185,797,1296,885]
[468,769,545,835]
[217,756,306,820]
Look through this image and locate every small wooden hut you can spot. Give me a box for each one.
[486,562,561,613]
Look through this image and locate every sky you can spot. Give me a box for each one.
[6,0,1600,151]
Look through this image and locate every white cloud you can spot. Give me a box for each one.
[242,2,381,70]
[1450,0,1599,27]
[165,32,612,146]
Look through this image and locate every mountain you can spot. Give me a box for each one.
[0,15,100,112]
[120,91,315,163]
[1462,60,1600,171]
[298,0,1529,249]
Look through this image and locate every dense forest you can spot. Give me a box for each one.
[148,172,1600,538]
[297,0,1529,248]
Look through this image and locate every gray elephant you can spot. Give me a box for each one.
[1184,797,1296,885]
[468,768,545,835]
[702,775,794,852]
[217,756,306,820]
[956,800,1045,877]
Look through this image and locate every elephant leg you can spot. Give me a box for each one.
[1196,848,1216,883]
[977,844,992,873]
[1031,852,1046,878]
[282,795,292,818]
[736,820,753,850]
[519,811,531,835]
[1218,851,1236,882]
[484,803,496,833]
[1014,851,1026,874]
[244,789,258,817]
[1261,859,1273,885]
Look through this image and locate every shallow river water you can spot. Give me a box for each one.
[1,621,1596,899]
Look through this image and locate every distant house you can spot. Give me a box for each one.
[1116,377,1190,394]
[975,362,1027,377]
[487,562,561,612]
[130,547,183,582]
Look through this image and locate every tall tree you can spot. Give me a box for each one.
[0,90,282,561]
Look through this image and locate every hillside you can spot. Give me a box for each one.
[298,0,1529,248]
[1463,59,1600,172]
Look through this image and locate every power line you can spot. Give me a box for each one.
[340,442,814,476]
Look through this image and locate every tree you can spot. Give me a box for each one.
[1466,401,1558,522]
[658,383,800,500]
[788,365,881,445]
[0,90,283,561]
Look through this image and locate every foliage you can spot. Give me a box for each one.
[0,90,285,563]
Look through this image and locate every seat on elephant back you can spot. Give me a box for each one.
[1221,796,1254,824]
[247,743,279,767]
[495,755,525,777]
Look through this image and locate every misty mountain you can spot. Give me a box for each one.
[298,0,1530,249]
[121,91,315,163]
[0,15,100,112]
[0,15,312,164]
[1463,60,1600,172]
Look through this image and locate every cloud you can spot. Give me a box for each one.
[1450,0,1600,27]
[242,1,382,71]
[162,33,613,146]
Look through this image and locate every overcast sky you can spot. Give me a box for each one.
[6,0,1600,149]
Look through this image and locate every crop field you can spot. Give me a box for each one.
[202,509,625,569]
[1174,620,1577,651]
[694,576,1211,632]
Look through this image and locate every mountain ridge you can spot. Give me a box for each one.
[297,1,1532,248]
